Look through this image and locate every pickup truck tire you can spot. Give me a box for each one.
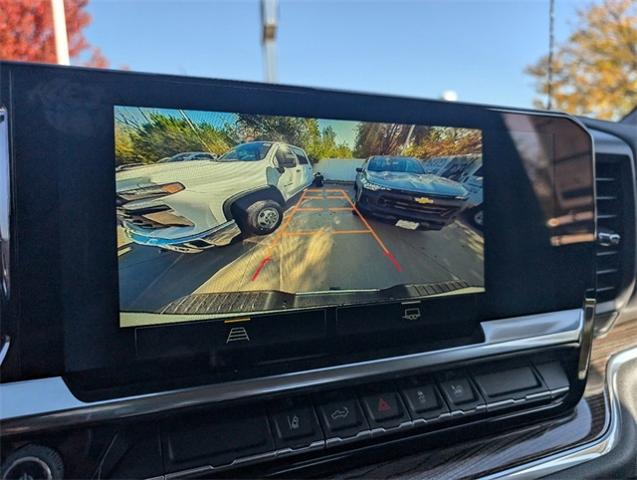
[463,206,483,231]
[240,200,283,236]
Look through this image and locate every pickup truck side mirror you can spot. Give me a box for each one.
[355,167,363,173]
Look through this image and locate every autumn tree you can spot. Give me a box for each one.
[0,0,107,66]
[526,0,637,120]
[353,123,413,157]
[406,128,482,159]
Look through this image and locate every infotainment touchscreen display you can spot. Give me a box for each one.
[115,106,484,327]
[0,62,596,378]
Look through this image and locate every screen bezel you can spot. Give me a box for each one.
[0,62,595,386]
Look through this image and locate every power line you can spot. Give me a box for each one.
[547,0,555,110]
[178,109,214,152]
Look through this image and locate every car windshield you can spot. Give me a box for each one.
[158,152,216,162]
[218,143,272,162]
[367,157,424,174]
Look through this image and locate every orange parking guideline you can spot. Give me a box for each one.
[267,190,306,250]
[340,189,390,253]
[284,229,371,236]
[251,186,402,280]
[307,188,345,192]
[300,195,346,204]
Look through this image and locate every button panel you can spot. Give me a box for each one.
[400,379,450,423]
[160,359,566,477]
[471,364,552,410]
[317,393,369,444]
[360,388,411,432]
[269,398,323,451]
[534,361,570,397]
[437,371,486,415]
[439,377,475,405]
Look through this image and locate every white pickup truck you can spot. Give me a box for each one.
[116,141,315,253]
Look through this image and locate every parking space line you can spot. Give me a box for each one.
[250,189,309,280]
[300,195,347,203]
[339,189,402,272]
[307,188,345,192]
[295,207,352,212]
[284,229,371,236]
[340,190,390,253]
[251,186,402,280]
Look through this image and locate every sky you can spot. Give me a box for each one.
[87,0,589,111]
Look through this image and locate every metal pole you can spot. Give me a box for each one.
[547,0,555,110]
[51,0,70,65]
[261,0,278,83]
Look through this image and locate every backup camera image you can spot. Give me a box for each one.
[115,106,484,327]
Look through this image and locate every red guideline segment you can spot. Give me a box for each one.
[251,257,271,281]
[383,250,403,272]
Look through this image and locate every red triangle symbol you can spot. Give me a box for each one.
[377,397,391,412]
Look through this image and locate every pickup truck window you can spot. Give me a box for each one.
[292,147,310,165]
[218,142,272,162]
[367,156,424,174]
[276,145,298,166]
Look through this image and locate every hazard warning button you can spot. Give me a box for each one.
[361,391,407,424]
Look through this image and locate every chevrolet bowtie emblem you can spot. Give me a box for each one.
[414,196,434,204]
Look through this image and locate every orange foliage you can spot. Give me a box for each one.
[406,127,482,159]
[0,0,107,66]
[527,0,636,120]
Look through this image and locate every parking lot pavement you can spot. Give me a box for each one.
[118,183,484,312]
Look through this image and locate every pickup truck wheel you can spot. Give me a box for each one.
[242,200,283,236]
[464,206,483,231]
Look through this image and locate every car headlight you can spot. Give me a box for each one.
[118,182,185,202]
[361,176,390,191]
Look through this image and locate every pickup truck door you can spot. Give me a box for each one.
[274,145,299,200]
[292,147,314,189]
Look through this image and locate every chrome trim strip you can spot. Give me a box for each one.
[0,334,9,366]
[0,107,10,301]
[481,343,637,479]
[0,308,583,436]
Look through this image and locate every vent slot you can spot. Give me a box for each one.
[593,155,628,304]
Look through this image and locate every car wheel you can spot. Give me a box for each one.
[242,200,283,236]
[468,207,483,230]
[1,445,64,480]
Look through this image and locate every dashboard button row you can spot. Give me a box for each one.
[160,361,568,477]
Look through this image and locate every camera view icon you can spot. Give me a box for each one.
[402,307,421,321]
[226,327,250,343]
